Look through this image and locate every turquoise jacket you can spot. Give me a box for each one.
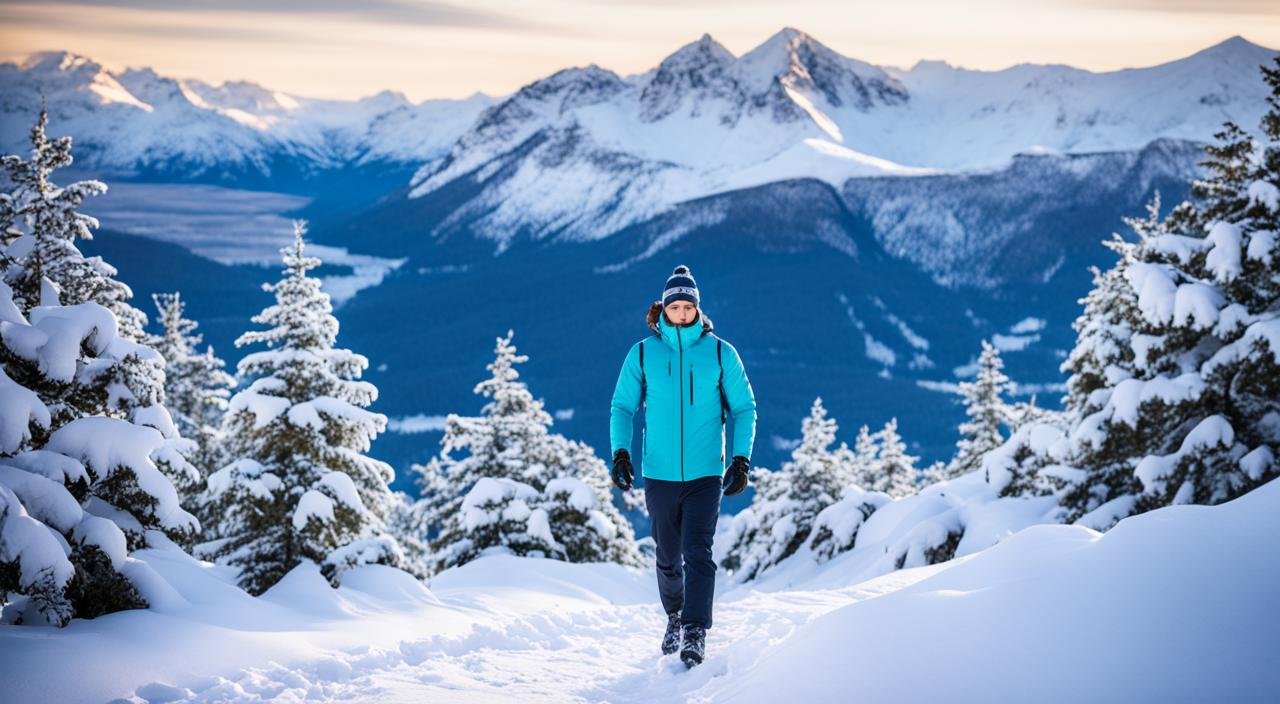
[610,308,757,482]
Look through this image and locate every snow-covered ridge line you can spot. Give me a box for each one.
[0,51,496,174]
[405,30,1277,249]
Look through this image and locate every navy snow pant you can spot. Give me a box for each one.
[644,475,722,630]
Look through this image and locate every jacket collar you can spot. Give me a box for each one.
[653,309,713,351]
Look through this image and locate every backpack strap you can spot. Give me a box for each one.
[638,340,647,408]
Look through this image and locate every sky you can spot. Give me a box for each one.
[1,0,1278,102]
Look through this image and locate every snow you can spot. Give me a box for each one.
[990,332,1040,351]
[385,414,448,433]
[863,332,895,366]
[2,301,118,383]
[399,32,1277,251]
[0,367,50,453]
[1248,229,1276,265]
[545,476,599,513]
[0,484,75,592]
[1205,221,1243,282]
[1009,316,1046,334]
[1135,415,1235,494]
[1127,261,1178,325]
[1203,318,1280,375]
[318,471,366,512]
[1173,281,1226,329]
[720,481,1280,701]
[1248,179,1279,210]
[287,395,385,433]
[205,459,279,501]
[1240,446,1274,481]
[45,418,189,532]
[0,464,82,532]
[293,490,336,530]
[72,513,128,568]
[226,381,291,430]
[1,51,494,174]
[1,477,1274,702]
[1107,374,1205,428]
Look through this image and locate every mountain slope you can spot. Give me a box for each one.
[404,31,1276,252]
[0,51,494,185]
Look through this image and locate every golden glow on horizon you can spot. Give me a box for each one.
[1,0,1277,102]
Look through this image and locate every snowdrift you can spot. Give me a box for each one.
[715,477,1280,702]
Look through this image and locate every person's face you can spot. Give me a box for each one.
[665,300,697,325]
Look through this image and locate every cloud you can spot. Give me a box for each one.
[0,0,531,29]
[0,8,303,42]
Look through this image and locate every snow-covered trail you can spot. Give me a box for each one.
[163,560,948,703]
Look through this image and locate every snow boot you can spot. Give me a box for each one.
[661,612,682,655]
[680,624,706,668]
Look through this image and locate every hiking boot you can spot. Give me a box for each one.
[661,612,681,655]
[680,624,706,668]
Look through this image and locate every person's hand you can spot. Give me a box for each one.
[612,449,634,491]
[722,455,750,496]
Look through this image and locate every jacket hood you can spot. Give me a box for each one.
[646,300,714,350]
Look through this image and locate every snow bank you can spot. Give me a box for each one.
[715,478,1280,703]
[0,544,461,704]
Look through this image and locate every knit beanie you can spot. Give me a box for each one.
[662,265,700,308]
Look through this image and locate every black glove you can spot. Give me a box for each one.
[722,455,750,496]
[612,449,634,491]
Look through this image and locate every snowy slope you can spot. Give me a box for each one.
[3,478,1275,703]
[0,51,494,178]
[407,30,1277,249]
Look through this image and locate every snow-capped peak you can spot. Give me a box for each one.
[639,33,737,122]
[741,27,909,112]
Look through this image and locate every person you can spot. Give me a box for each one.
[608,264,757,668]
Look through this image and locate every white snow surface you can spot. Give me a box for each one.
[1,477,1277,702]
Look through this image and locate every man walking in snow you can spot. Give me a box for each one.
[608,265,758,668]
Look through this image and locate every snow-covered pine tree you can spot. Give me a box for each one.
[0,105,171,449]
[720,398,863,580]
[988,58,1280,528]
[412,330,640,575]
[0,111,202,626]
[0,277,199,624]
[384,491,432,579]
[945,340,1013,480]
[867,418,919,498]
[199,221,403,594]
[848,423,879,489]
[148,292,234,500]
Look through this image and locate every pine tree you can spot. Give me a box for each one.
[720,398,862,580]
[868,419,919,498]
[1,103,146,340]
[945,339,1012,480]
[199,221,403,594]
[989,59,1280,528]
[0,278,197,624]
[0,110,203,626]
[412,330,641,575]
[0,104,165,432]
[848,423,879,489]
[148,292,234,500]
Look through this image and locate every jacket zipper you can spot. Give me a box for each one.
[690,368,694,405]
[678,328,685,481]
